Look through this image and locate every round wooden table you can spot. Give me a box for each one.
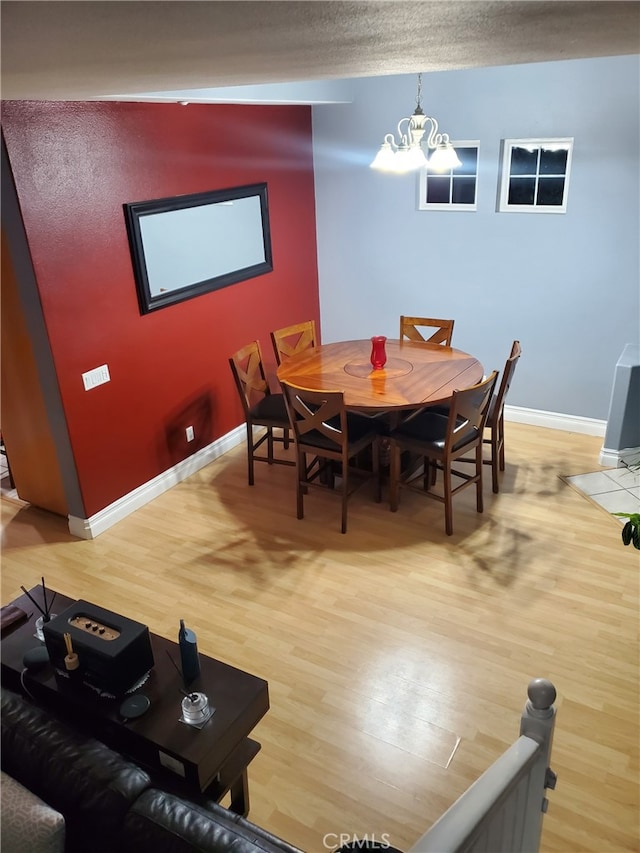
[276,339,484,413]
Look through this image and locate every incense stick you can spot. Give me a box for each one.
[20,586,47,618]
[165,650,197,701]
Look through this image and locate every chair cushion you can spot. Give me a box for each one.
[392,411,448,443]
[300,414,376,452]
[249,393,288,424]
[392,411,478,452]
[1,770,65,853]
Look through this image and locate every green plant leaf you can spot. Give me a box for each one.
[613,512,640,523]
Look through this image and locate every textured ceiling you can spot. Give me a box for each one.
[1,0,639,100]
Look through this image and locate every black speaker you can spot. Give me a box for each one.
[43,601,154,696]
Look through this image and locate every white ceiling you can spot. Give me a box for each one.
[1,1,639,101]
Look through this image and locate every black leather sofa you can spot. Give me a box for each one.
[0,686,303,853]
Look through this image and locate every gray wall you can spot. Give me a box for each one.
[311,55,640,420]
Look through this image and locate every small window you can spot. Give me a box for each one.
[418,141,479,211]
[498,138,573,213]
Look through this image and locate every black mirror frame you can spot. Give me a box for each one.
[124,182,273,314]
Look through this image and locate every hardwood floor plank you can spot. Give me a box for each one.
[1,422,638,852]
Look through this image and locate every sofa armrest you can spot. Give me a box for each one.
[1,770,65,853]
[123,788,304,853]
[1,687,151,853]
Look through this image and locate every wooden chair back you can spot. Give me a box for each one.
[229,340,293,485]
[280,381,379,533]
[281,383,346,458]
[270,320,317,366]
[229,340,270,415]
[489,340,522,428]
[447,370,498,448]
[400,316,454,346]
[389,370,498,535]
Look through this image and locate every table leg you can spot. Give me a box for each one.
[228,767,250,816]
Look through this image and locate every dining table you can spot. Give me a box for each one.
[275,338,484,415]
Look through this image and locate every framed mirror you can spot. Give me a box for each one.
[124,183,273,314]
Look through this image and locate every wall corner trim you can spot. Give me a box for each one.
[598,445,640,468]
[68,425,245,540]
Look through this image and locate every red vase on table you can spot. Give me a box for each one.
[370,336,387,370]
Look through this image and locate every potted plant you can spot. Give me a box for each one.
[613,512,640,549]
[611,453,640,550]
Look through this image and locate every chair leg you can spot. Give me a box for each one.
[491,428,500,494]
[296,453,305,520]
[422,456,430,491]
[267,427,274,464]
[498,414,506,471]
[389,443,400,512]
[6,459,15,490]
[424,457,435,491]
[283,428,290,450]
[443,458,453,536]
[341,463,348,534]
[476,444,484,513]
[247,423,255,486]
[373,438,382,503]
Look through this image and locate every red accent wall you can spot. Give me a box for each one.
[1,101,320,517]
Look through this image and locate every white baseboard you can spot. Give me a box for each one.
[68,425,245,540]
[504,405,606,437]
[67,408,608,539]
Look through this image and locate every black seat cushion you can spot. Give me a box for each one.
[391,411,478,453]
[300,413,376,453]
[249,393,288,423]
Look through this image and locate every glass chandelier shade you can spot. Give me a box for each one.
[370,74,461,174]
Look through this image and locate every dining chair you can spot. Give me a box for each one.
[0,432,15,489]
[484,340,522,493]
[441,341,522,494]
[270,320,317,366]
[280,381,381,533]
[400,316,455,346]
[229,340,294,486]
[388,370,499,535]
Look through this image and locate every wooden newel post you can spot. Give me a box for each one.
[519,678,558,852]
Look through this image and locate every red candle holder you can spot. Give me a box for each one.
[370,336,387,370]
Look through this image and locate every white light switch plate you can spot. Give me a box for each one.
[82,364,110,390]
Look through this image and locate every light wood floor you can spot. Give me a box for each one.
[1,422,638,852]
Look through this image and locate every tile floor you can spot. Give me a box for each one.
[565,465,640,521]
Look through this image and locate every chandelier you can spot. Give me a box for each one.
[370,74,462,174]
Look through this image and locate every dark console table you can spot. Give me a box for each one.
[0,587,269,816]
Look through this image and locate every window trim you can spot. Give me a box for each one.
[498,137,574,214]
[418,140,480,211]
